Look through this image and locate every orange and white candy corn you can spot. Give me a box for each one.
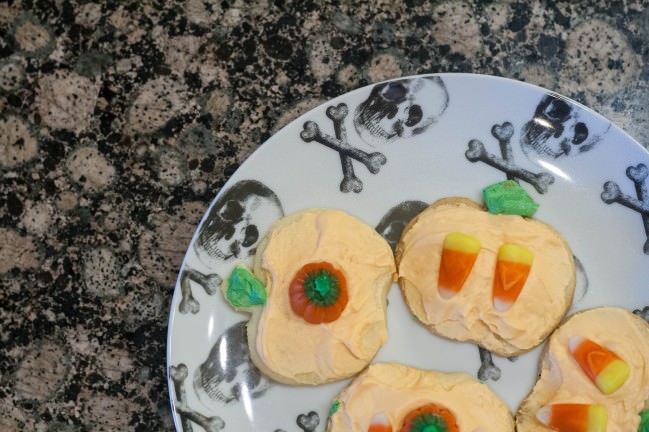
[569,336,630,395]
[536,403,607,432]
[492,243,533,312]
[438,232,481,299]
[368,412,392,432]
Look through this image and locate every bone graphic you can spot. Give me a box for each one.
[171,364,225,432]
[466,139,555,194]
[629,164,649,253]
[602,164,649,254]
[179,273,200,314]
[170,364,194,432]
[301,121,387,174]
[296,411,320,432]
[477,346,502,381]
[179,269,223,314]
[326,104,363,193]
[493,122,515,180]
[601,182,649,214]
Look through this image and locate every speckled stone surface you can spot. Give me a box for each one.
[1,0,649,430]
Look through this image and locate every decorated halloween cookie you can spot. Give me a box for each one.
[221,208,396,385]
[395,194,575,356]
[327,362,515,432]
[516,307,649,432]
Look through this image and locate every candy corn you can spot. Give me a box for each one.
[536,403,607,432]
[569,336,630,395]
[492,243,533,312]
[368,412,392,432]
[438,232,481,299]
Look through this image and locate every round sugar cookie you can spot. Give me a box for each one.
[396,197,575,356]
[327,362,515,432]
[516,307,649,432]
[223,208,396,385]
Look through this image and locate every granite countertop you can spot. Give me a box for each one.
[1,1,649,430]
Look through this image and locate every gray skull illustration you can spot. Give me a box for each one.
[354,76,449,146]
[194,180,284,267]
[194,321,272,405]
[375,200,428,251]
[521,94,609,159]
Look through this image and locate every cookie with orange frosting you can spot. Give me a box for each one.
[327,362,515,432]
[396,197,575,356]
[221,208,396,385]
[516,307,649,432]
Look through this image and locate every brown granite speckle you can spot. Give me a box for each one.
[66,146,115,191]
[0,228,39,273]
[138,202,206,286]
[127,77,188,135]
[75,2,103,28]
[367,53,403,83]
[0,57,25,92]
[0,115,38,168]
[563,19,642,95]
[37,70,100,134]
[309,36,340,81]
[14,340,68,401]
[21,200,55,236]
[203,88,232,121]
[13,19,51,54]
[0,398,37,431]
[82,247,121,298]
[432,1,482,57]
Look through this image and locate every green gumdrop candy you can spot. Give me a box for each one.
[329,400,341,416]
[639,410,649,432]
[226,265,267,308]
[483,180,539,217]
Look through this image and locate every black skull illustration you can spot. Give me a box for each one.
[375,200,428,251]
[194,321,272,405]
[194,180,284,267]
[521,94,610,159]
[354,77,449,146]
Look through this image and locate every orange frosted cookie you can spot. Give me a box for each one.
[396,197,575,356]
[516,307,649,432]
[327,363,514,432]
[221,208,396,385]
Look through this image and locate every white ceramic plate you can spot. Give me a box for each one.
[167,73,649,432]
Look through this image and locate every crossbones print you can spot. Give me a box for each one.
[466,122,555,194]
[601,163,649,254]
[170,364,225,432]
[300,103,387,193]
[179,269,222,314]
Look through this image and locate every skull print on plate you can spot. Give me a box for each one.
[194,180,284,266]
[375,200,428,251]
[520,94,610,159]
[194,321,272,407]
[353,76,449,146]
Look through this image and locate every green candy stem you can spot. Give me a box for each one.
[304,270,340,307]
[226,265,267,308]
[329,400,341,416]
[483,180,539,217]
[639,410,649,432]
[411,413,448,432]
